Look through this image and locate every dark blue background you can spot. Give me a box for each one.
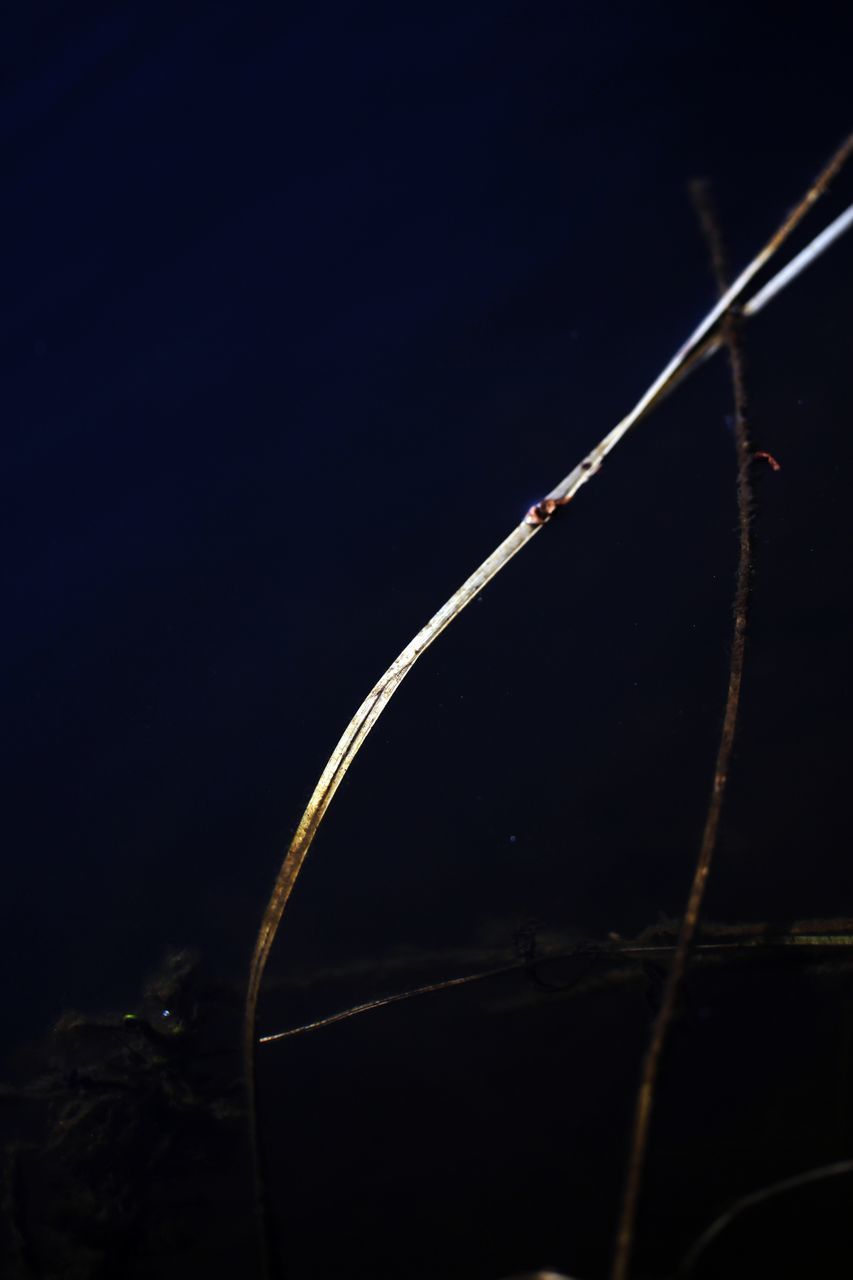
[3,4,853,1277]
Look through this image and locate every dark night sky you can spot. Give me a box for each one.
[2,4,853,1277]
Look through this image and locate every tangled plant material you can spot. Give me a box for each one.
[0,952,244,1279]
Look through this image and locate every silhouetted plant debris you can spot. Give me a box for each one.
[0,952,244,1280]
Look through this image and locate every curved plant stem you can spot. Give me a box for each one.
[679,1159,853,1275]
[245,132,853,1280]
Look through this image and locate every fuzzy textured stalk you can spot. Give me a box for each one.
[610,179,755,1280]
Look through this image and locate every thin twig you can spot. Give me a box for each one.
[678,1159,853,1275]
[532,135,853,518]
[259,925,853,1046]
[744,200,853,314]
[259,961,521,1043]
[625,196,853,416]
[610,177,755,1280]
[244,132,853,1280]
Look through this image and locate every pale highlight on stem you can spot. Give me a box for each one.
[744,200,853,314]
[618,195,853,418]
[243,131,853,1278]
[540,156,853,512]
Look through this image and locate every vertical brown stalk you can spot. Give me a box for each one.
[609,182,754,1280]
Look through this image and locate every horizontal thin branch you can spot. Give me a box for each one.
[260,925,853,1045]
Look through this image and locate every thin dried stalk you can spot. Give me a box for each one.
[679,1159,853,1275]
[260,961,521,1043]
[244,132,853,1279]
[610,176,758,1280]
[654,196,853,407]
[259,923,853,1046]
[744,200,853,314]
